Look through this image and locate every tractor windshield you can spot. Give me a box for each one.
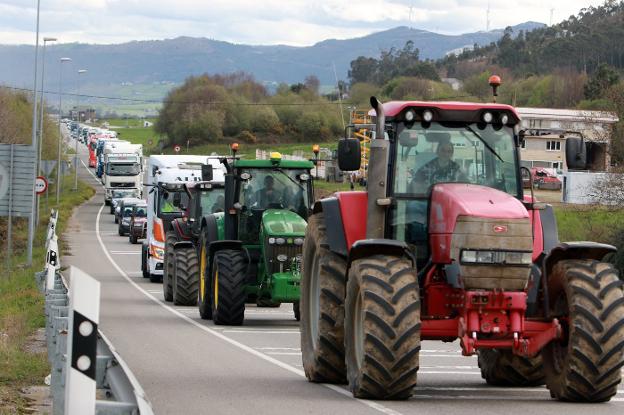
[393,122,519,196]
[238,168,311,242]
[198,188,225,215]
[392,121,520,267]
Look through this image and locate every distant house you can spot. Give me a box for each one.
[517,107,619,172]
[143,121,153,127]
[441,78,463,91]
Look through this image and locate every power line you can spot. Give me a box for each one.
[0,84,474,107]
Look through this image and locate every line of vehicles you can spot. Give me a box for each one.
[73,74,623,404]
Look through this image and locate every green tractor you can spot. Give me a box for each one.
[197,148,315,325]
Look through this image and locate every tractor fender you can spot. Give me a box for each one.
[346,239,416,279]
[543,242,616,278]
[207,240,249,278]
[172,240,194,250]
[315,197,348,257]
[171,218,192,241]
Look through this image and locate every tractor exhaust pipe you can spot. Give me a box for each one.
[366,97,389,239]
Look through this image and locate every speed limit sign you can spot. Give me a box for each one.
[35,176,48,194]
[174,144,181,153]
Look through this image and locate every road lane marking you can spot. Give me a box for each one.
[255,347,301,351]
[109,251,141,255]
[265,352,302,356]
[223,330,300,334]
[94,204,403,415]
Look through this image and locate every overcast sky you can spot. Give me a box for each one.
[0,0,608,46]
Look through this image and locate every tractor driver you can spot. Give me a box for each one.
[253,175,281,208]
[410,140,466,193]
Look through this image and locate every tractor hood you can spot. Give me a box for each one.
[262,209,307,237]
[429,183,528,234]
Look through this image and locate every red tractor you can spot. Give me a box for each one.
[300,82,624,402]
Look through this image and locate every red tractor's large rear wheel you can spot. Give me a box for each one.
[543,260,624,402]
[345,255,420,400]
[300,213,348,384]
[478,349,545,386]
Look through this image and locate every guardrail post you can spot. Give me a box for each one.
[64,266,100,415]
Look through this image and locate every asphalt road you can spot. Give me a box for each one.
[60,130,624,414]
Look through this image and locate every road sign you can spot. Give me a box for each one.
[174,144,181,153]
[35,176,48,194]
[0,144,35,217]
[40,160,57,176]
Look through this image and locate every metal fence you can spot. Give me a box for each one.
[36,210,154,415]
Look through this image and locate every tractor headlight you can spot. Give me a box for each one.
[500,114,509,125]
[268,237,276,245]
[482,112,493,123]
[275,238,286,245]
[461,250,532,265]
[404,109,415,122]
[277,254,288,263]
[294,237,304,246]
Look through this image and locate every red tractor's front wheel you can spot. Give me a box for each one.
[543,260,624,402]
[345,255,420,400]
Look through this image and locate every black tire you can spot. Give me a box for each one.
[173,247,200,306]
[543,260,624,402]
[115,216,119,224]
[163,231,177,302]
[257,298,281,307]
[118,225,123,236]
[198,233,212,320]
[149,272,161,283]
[211,250,248,325]
[293,301,300,321]
[141,243,150,279]
[478,349,545,386]
[109,205,114,214]
[345,255,420,400]
[129,234,138,244]
[300,213,348,384]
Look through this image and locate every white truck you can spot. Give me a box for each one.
[102,141,143,205]
[142,155,222,282]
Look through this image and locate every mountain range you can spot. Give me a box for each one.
[0,22,544,98]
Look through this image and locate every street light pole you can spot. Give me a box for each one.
[73,69,87,191]
[36,36,57,225]
[26,0,41,266]
[56,57,72,207]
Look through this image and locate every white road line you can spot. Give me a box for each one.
[110,251,141,255]
[94,204,402,415]
[265,352,302,356]
[255,347,301,351]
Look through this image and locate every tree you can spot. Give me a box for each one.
[304,75,320,95]
[585,64,620,100]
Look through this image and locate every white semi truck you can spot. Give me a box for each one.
[102,141,143,205]
[142,155,221,282]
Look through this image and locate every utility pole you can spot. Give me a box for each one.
[27,0,41,266]
[37,37,57,226]
[56,57,72,206]
[74,69,87,191]
[486,1,491,32]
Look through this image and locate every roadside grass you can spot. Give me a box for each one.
[554,205,624,244]
[0,175,94,413]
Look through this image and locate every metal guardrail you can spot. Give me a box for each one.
[36,210,154,415]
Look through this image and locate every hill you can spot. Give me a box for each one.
[0,22,544,98]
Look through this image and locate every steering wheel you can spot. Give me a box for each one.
[267,202,285,209]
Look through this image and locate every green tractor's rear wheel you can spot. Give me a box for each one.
[198,238,212,320]
[173,247,200,306]
[543,259,624,402]
[300,213,348,384]
[211,250,247,326]
[345,255,420,400]
[478,349,545,386]
[163,231,177,302]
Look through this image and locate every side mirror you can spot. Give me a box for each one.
[173,192,182,207]
[337,138,361,171]
[202,164,213,181]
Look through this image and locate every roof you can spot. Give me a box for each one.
[517,107,619,124]
[368,101,520,120]
[234,159,314,169]
[148,155,214,169]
